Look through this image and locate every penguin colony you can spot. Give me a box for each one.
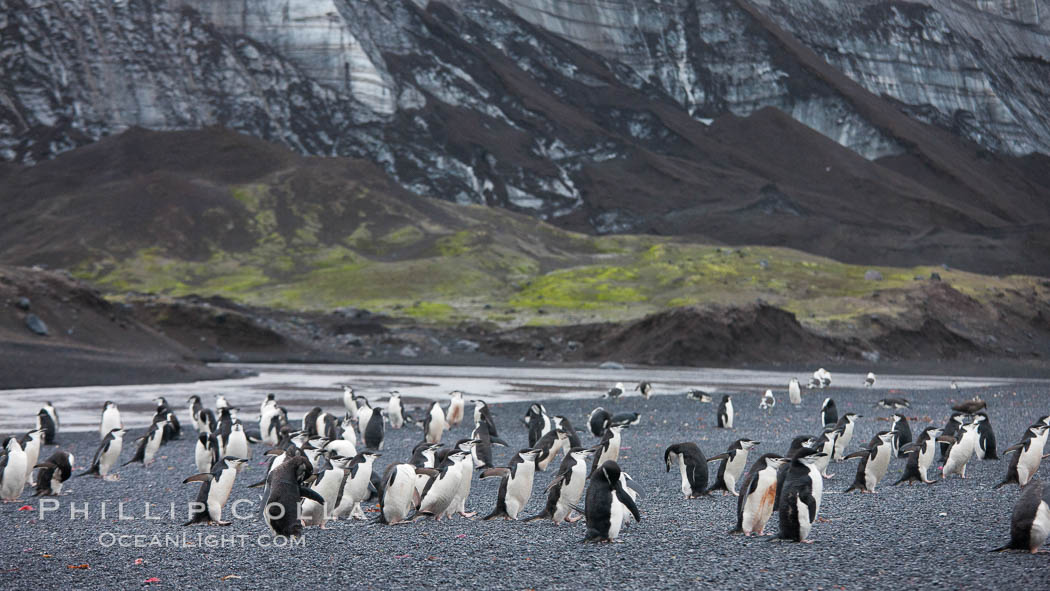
[0,374,1046,552]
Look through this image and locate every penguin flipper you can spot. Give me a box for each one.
[522,511,551,523]
[480,468,510,480]
[615,484,642,523]
[843,449,869,460]
[490,437,509,447]
[299,486,326,505]
[707,454,728,462]
[183,473,213,484]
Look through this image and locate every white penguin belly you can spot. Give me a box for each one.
[725,453,747,494]
[1019,447,1042,486]
[505,466,536,519]
[797,496,812,541]
[809,465,824,513]
[1,452,27,499]
[608,499,625,540]
[742,471,776,533]
[100,409,121,438]
[422,474,460,516]
[99,442,121,476]
[678,456,691,496]
[868,448,892,489]
[144,434,163,465]
[726,403,734,428]
[1030,501,1050,551]
[208,470,238,521]
[384,467,416,523]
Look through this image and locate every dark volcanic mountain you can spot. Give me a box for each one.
[1,0,1049,274]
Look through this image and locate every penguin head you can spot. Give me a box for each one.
[517,449,541,461]
[447,450,470,463]
[361,451,382,462]
[740,439,760,450]
[570,447,596,461]
[456,439,480,452]
[2,437,21,452]
[223,457,249,469]
[765,456,789,469]
[450,391,463,400]
[795,448,827,464]
[877,431,897,443]
[187,395,200,404]
[595,460,621,484]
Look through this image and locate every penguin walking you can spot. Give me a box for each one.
[942,423,979,479]
[482,449,541,520]
[774,448,826,543]
[788,378,801,406]
[760,390,775,412]
[442,439,480,518]
[664,442,709,498]
[224,422,250,462]
[195,433,220,475]
[300,455,351,528]
[973,412,998,460]
[154,397,181,440]
[414,451,472,520]
[123,422,165,468]
[354,397,372,437]
[473,400,499,438]
[21,429,43,485]
[363,407,385,450]
[588,407,611,437]
[717,395,734,429]
[0,437,28,501]
[470,420,502,470]
[877,398,910,409]
[820,398,838,429]
[526,447,596,524]
[731,454,789,536]
[590,426,623,475]
[187,395,206,432]
[844,431,898,492]
[892,413,913,456]
[333,451,381,520]
[33,450,74,496]
[534,429,569,472]
[78,428,126,480]
[41,401,59,441]
[258,456,325,537]
[865,372,876,387]
[524,403,552,447]
[422,401,449,444]
[99,401,122,439]
[36,409,57,446]
[894,427,947,485]
[582,460,641,543]
[996,425,1050,489]
[635,381,653,399]
[183,457,249,525]
[707,439,760,496]
[553,415,582,448]
[375,463,418,524]
[831,413,860,461]
[773,436,815,512]
[993,479,1050,553]
[387,392,405,429]
[447,391,466,427]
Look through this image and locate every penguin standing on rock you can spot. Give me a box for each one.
[554,416,582,448]
[473,400,499,438]
[844,431,897,493]
[760,390,775,412]
[773,436,816,512]
[376,463,421,525]
[993,479,1050,553]
[788,379,802,406]
[717,395,734,429]
[731,454,788,536]
[664,442,709,499]
[635,381,653,399]
[36,409,57,445]
[942,423,979,479]
[590,427,623,475]
[707,439,760,496]
[583,460,641,543]
[99,401,122,439]
[33,450,74,496]
[995,425,1049,489]
[941,412,966,460]
[195,433,220,475]
[892,413,913,456]
[526,447,596,524]
[446,391,466,427]
[820,398,838,429]
[123,422,165,468]
[482,449,541,520]
[973,412,998,460]
[183,457,249,525]
[0,437,28,501]
[423,401,449,444]
[773,448,826,543]
[79,428,126,480]
[534,429,569,472]
[387,392,405,429]
[831,413,860,461]
[363,407,385,450]
[524,403,552,447]
[258,456,325,537]
[894,427,946,485]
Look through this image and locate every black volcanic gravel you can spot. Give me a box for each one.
[1,383,1048,590]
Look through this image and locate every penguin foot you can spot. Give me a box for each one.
[458,511,477,518]
[214,520,232,526]
[566,514,582,523]
[800,539,815,544]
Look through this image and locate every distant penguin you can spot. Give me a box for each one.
[364,407,385,450]
[340,413,358,446]
[224,422,250,462]
[604,382,625,400]
[21,429,43,485]
[583,460,641,543]
[831,413,860,461]
[973,412,998,460]
[423,401,449,444]
[952,396,986,415]
[865,372,876,387]
[588,407,612,437]
[707,439,760,496]
[342,385,356,415]
[79,428,126,480]
[731,454,788,536]
[99,401,121,439]
[788,379,802,406]
[664,442,709,498]
[993,479,1050,553]
[387,392,405,429]
[554,415,582,448]
[195,433,220,474]
[534,429,569,472]
[877,398,910,409]
[259,456,325,537]
[717,395,734,429]
[892,413,913,456]
[895,427,946,485]
[0,437,28,501]
[447,391,466,427]
[812,428,840,478]
[996,425,1049,489]
[524,403,552,447]
[187,395,205,432]
[36,409,57,445]
[469,420,501,470]
[473,400,499,438]
[377,463,420,525]
[123,422,165,468]
[760,390,775,412]
[686,390,713,403]
[942,423,979,479]
[525,447,596,524]
[42,401,59,436]
[774,448,826,543]
[482,449,541,520]
[590,426,623,475]
[302,407,323,438]
[183,457,248,525]
[635,381,653,399]
[941,412,966,460]
[33,450,74,496]
[844,431,898,492]
[154,397,181,440]
[610,412,641,428]
[820,398,838,429]
[354,396,372,435]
